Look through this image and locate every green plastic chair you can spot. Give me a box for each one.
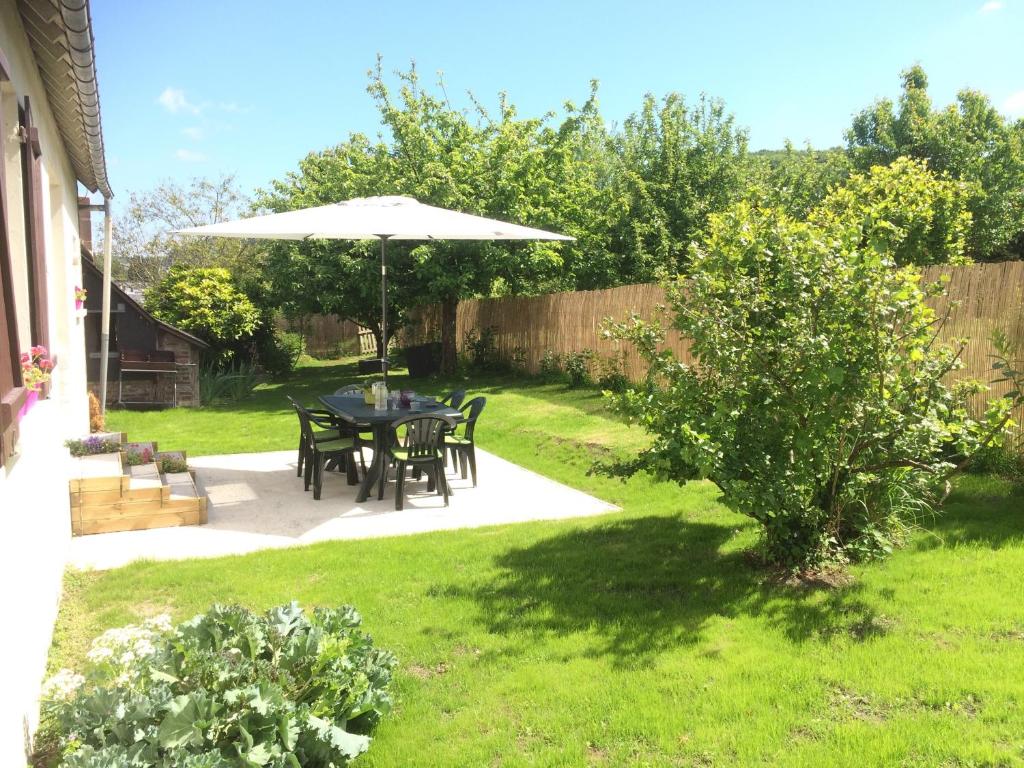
[439,389,467,410]
[293,402,362,500]
[288,396,364,489]
[386,413,457,510]
[445,397,486,486]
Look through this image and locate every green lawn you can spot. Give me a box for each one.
[52,359,1024,766]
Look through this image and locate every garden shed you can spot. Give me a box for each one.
[81,248,208,407]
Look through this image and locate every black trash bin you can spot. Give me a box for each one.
[358,358,387,374]
[404,342,441,378]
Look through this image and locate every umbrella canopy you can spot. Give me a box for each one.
[177,196,574,382]
[177,195,575,241]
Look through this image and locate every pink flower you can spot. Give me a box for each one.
[20,352,30,364]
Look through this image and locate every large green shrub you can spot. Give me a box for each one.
[605,164,1015,570]
[145,265,261,364]
[38,603,396,768]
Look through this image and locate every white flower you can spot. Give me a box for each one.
[134,639,156,657]
[41,669,85,701]
[86,645,114,663]
[146,614,173,632]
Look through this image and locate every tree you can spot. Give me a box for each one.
[108,175,255,287]
[746,142,851,218]
[847,66,1024,261]
[605,163,1013,570]
[606,92,750,281]
[812,157,972,267]
[145,265,261,364]
[261,62,609,372]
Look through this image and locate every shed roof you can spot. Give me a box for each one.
[16,0,112,197]
[80,249,210,350]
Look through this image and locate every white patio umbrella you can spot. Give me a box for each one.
[177,195,574,381]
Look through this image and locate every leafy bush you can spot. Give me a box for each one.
[605,174,1015,570]
[539,350,562,381]
[65,437,121,457]
[594,351,630,393]
[158,455,189,474]
[145,266,261,364]
[463,326,503,371]
[563,349,595,388]
[509,346,528,376]
[257,329,305,377]
[38,603,396,768]
[124,447,154,466]
[199,362,261,404]
[967,441,1024,480]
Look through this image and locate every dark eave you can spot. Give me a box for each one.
[16,0,112,197]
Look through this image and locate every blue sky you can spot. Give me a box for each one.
[90,0,1024,210]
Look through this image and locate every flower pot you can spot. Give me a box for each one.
[18,389,39,419]
[75,299,84,310]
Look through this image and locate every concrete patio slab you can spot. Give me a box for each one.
[68,448,618,570]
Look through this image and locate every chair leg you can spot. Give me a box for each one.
[426,465,435,492]
[468,445,478,487]
[458,450,468,480]
[303,448,314,491]
[449,446,458,471]
[438,460,449,506]
[377,460,387,500]
[297,437,304,477]
[313,455,326,500]
[345,453,359,485]
[395,461,406,511]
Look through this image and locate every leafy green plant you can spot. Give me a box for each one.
[145,265,261,365]
[539,350,562,381]
[158,455,189,474]
[463,326,503,372]
[594,350,630,393]
[123,447,154,466]
[199,362,261,404]
[64,437,121,457]
[38,603,396,768]
[562,349,595,389]
[605,170,1015,570]
[508,346,528,376]
[256,329,305,378]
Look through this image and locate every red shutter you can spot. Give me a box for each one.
[0,59,26,464]
[20,97,48,351]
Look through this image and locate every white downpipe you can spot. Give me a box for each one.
[97,198,113,415]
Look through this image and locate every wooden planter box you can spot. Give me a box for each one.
[68,437,207,536]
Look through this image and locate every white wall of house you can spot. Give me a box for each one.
[0,2,95,764]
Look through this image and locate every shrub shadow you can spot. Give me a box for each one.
[442,515,886,667]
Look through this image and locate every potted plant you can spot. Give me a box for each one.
[20,345,55,417]
[74,286,88,310]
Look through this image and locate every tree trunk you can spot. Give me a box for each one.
[440,297,459,375]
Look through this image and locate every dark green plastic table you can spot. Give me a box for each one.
[319,393,462,503]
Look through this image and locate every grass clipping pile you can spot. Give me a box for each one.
[36,603,396,768]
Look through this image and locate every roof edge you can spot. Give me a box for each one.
[60,0,112,198]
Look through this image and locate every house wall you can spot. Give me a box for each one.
[0,3,95,765]
[0,0,90,464]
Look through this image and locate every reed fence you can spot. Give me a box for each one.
[405,261,1024,429]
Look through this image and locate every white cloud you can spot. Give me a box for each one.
[181,126,204,140]
[979,1,1004,13]
[1003,90,1024,117]
[157,87,200,115]
[174,148,207,162]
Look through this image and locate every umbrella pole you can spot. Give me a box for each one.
[380,235,389,385]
